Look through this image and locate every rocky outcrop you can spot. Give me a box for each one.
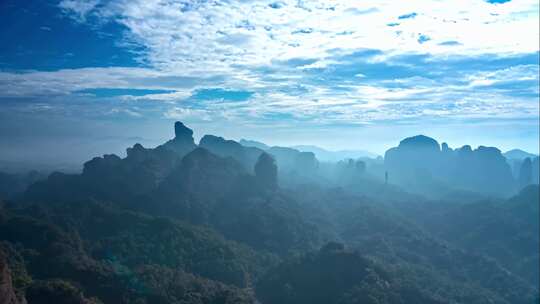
[384,135,515,196]
[159,148,246,207]
[200,135,263,172]
[24,123,196,204]
[267,147,318,176]
[239,139,270,150]
[0,251,22,304]
[159,121,197,157]
[384,135,442,183]
[503,149,537,161]
[174,121,193,139]
[451,145,514,195]
[255,152,278,191]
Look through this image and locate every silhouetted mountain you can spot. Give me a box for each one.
[519,157,533,189]
[140,147,247,223]
[292,145,378,162]
[1,122,538,303]
[254,152,278,191]
[211,136,320,183]
[24,144,178,204]
[200,135,263,172]
[239,139,270,150]
[533,157,540,184]
[24,124,188,204]
[158,121,197,157]
[385,135,515,197]
[239,140,378,163]
[0,170,43,200]
[148,148,320,255]
[267,146,318,178]
[504,150,538,179]
[504,149,537,161]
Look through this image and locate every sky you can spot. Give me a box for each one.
[0,0,539,168]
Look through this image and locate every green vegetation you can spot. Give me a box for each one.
[0,123,538,303]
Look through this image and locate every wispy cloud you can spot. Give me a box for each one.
[0,0,538,152]
[59,0,100,22]
[59,0,538,69]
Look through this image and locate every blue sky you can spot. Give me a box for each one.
[0,0,539,165]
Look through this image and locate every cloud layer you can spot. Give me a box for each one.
[0,0,538,155]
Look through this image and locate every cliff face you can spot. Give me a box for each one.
[159,121,198,157]
[384,135,516,196]
[0,251,22,304]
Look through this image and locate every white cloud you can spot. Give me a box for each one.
[107,107,143,117]
[1,0,537,131]
[121,90,193,103]
[467,64,539,87]
[59,0,100,22]
[59,0,539,74]
[164,107,212,121]
[0,68,213,97]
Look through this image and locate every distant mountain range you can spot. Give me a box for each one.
[291,145,379,161]
[384,135,539,197]
[239,139,378,161]
[0,122,538,304]
[503,149,538,160]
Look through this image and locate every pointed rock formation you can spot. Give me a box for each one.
[441,142,452,153]
[160,121,197,157]
[175,121,193,140]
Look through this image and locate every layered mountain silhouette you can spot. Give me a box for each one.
[504,149,538,161]
[0,122,538,303]
[10,124,538,203]
[384,135,522,197]
[292,145,378,162]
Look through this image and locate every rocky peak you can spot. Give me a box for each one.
[83,154,122,176]
[159,122,197,157]
[199,135,246,158]
[476,146,502,156]
[441,142,452,153]
[174,121,194,142]
[398,135,440,151]
[457,145,473,154]
[126,143,147,162]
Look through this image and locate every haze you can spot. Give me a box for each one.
[0,0,539,171]
[0,1,539,304]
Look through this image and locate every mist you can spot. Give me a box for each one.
[1,121,539,303]
[1,0,539,303]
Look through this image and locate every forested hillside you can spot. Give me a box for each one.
[0,122,538,304]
